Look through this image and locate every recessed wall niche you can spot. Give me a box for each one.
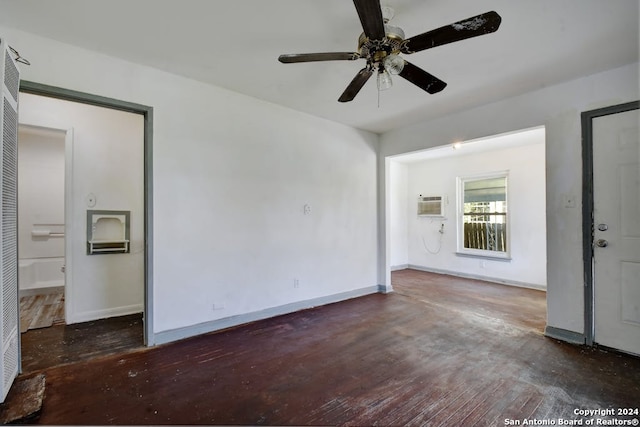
[86,210,130,255]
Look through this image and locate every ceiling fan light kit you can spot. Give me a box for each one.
[383,54,405,75]
[377,68,393,91]
[278,0,501,103]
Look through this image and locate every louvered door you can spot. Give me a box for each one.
[0,37,20,403]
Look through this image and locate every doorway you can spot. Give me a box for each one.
[387,127,547,292]
[15,81,154,370]
[17,124,67,332]
[582,100,640,355]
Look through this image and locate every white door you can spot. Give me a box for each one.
[0,38,21,402]
[593,106,640,355]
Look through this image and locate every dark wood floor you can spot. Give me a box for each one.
[10,269,640,425]
[20,313,143,373]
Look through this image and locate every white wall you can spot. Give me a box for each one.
[18,93,145,323]
[150,83,378,334]
[389,161,408,269]
[401,140,546,288]
[380,62,640,335]
[0,26,379,339]
[17,126,65,261]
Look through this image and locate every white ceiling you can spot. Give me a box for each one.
[391,126,545,163]
[0,0,638,134]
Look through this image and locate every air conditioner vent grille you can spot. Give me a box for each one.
[418,195,444,217]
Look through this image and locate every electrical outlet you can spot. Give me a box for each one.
[212,303,225,311]
[293,278,300,288]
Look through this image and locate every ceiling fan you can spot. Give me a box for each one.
[278,0,501,102]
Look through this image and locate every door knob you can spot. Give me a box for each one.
[596,239,608,248]
[597,224,608,231]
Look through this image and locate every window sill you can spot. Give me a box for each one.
[455,252,512,262]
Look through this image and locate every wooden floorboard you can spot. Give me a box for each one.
[12,269,640,425]
[19,292,65,332]
[20,313,143,374]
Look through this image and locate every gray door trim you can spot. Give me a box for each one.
[19,80,155,346]
[580,100,639,346]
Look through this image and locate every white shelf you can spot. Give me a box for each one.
[88,239,129,254]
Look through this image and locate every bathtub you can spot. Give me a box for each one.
[19,257,65,291]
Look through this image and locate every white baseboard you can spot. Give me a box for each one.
[19,285,64,298]
[390,264,409,271]
[153,285,381,346]
[69,304,143,324]
[407,264,547,291]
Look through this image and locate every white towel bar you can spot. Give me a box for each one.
[31,230,65,238]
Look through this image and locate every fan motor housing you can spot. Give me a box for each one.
[358,24,406,61]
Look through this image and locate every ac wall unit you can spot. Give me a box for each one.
[417,195,444,217]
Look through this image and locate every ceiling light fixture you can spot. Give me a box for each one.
[377,67,393,90]
[383,53,405,75]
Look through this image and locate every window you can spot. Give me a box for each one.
[457,172,510,259]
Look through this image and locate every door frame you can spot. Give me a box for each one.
[16,123,71,323]
[581,100,639,346]
[19,81,155,346]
